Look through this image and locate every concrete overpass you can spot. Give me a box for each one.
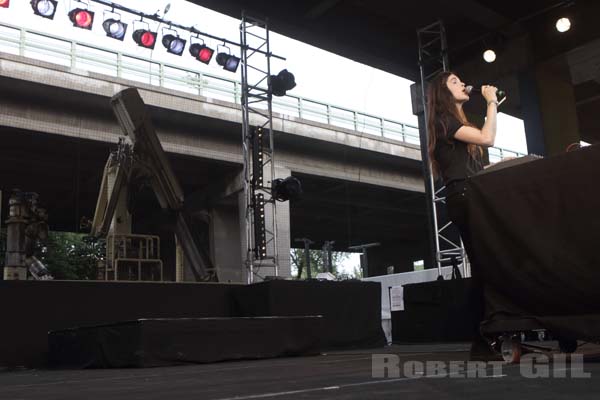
[191,0,600,148]
[0,47,430,281]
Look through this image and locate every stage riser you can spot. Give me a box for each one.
[0,281,234,367]
[0,280,384,367]
[49,317,323,368]
[233,280,386,349]
[392,279,480,343]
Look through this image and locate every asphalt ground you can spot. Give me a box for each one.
[2,343,600,400]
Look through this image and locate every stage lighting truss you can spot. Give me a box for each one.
[132,20,157,50]
[31,0,58,19]
[162,28,186,56]
[252,127,265,189]
[215,44,240,72]
[253,193,267,259]
[189,37,214,64]
[69,7,95,30]
[0,0,10,9]
[102,11,127,40]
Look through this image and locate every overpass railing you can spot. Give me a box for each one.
[0,21,524,160]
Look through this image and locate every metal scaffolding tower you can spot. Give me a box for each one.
[240,13,279,283]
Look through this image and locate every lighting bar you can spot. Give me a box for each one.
[86,0,285,61]
[253,193,267,259]
[252,127,264,189]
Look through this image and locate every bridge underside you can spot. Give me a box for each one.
[0,128,428,278]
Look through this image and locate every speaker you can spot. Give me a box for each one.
[410,83,425,116]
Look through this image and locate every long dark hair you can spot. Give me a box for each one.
[426,71,482,177]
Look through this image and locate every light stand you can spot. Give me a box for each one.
[294,238,314,279]
[348,242,380,278]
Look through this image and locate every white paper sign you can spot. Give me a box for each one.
[389,285,404,311]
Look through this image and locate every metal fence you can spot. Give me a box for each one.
[0,21,524,159]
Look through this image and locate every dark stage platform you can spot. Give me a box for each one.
[49,316,323,368]
[0,279,385,368]
[2,344,600,400]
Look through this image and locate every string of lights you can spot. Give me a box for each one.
[17,0,285,72]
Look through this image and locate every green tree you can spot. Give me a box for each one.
[1,230,102,280]
[38,232,103,280]
[336,265,363,281]
[290,248,359,280]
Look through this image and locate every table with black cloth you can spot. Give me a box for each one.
[465,144,600,341]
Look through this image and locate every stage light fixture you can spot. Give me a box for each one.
[0,0,10,9]
[215,45,240,72]
[133,30,157,49]
[270,69,296,97]
[556,17,571,33]
[69,8,95,30]
[483,49,496,63]
[189,38,214,64]
[162,34,186,56]
[103,18,127,40]
[132,20,157,50]
[31,0,58,19]
[253,193,267,259]
[252,127,265,188]
[272,176,302,202]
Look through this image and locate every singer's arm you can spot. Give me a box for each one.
[453,102,498,147]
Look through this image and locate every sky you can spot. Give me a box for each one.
[0,0,529,275]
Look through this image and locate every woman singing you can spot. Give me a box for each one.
[426,71,500,359]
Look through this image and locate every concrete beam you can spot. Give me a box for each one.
[0,52,424,192]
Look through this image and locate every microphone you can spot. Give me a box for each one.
[465,85,506,99]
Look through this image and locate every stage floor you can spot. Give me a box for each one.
[2,343,600,400]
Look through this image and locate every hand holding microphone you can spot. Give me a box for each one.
[465,85,506,106]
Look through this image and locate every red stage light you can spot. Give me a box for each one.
[0,0,10,9]
[141,32,155,47]
[69,8,94,30]
[133,29,157,49]
[198,47,214,63]
[189,43,214,64]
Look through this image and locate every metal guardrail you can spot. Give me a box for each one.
[0,21,525,159]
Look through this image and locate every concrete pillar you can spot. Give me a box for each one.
[534,64,580,155]
[369,240,430,276]
[238,189,250,284]
[519,70,547,156]
[263,166,293,280]
[210,204,243,283]
[519,64,580,156]
[274,166,292,279]
[175,235,184,282]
